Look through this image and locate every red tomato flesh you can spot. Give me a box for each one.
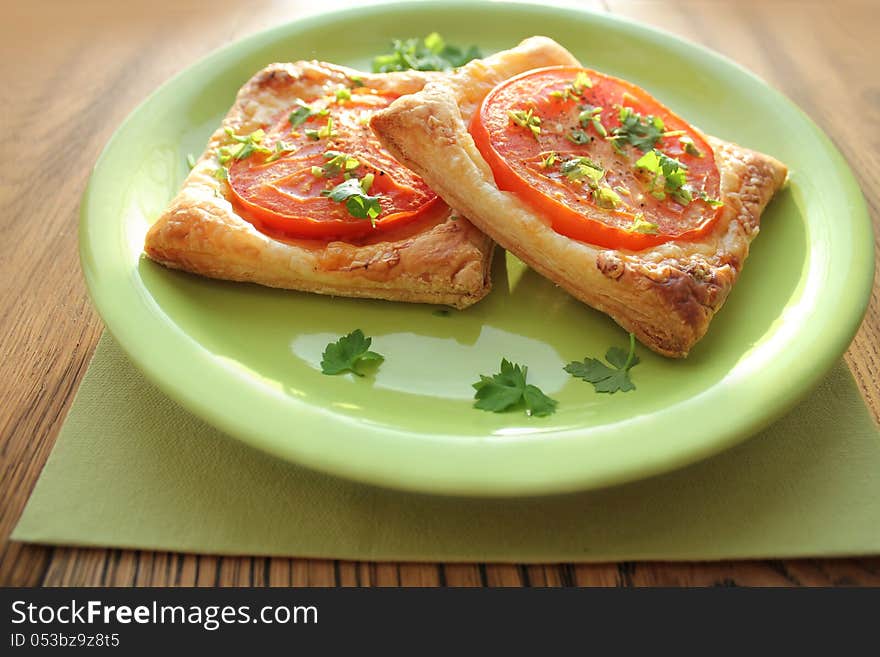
[228,87,440,241]
[469,66,723,250]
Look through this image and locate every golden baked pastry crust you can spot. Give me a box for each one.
[144,61,496,308]
[371,37,788,356]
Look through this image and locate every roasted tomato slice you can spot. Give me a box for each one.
[227,86,440,241]
[469,66,723,250]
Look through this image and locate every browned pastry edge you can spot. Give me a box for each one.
[144,60,498,309]
[371,37,788,355]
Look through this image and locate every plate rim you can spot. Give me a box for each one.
[79,0,875,497]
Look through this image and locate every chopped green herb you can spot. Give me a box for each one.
[550,72,593,102]
[218,128,272,163]
[321,176,381,223]
[560,157,604,184]
[564,333,640,394]
[334,87,352,103]
[549,87,575,102]
[213,166,228,181]
[508,108,541,138]
[593,186,622,209]
[567,129,591,145]
[186,153,196,170]
[372,33,481,73]
[541,152,558,168]
[225,126,264,143]
[319,150,360,177]
[679,135,703,157]
[349,75,364,88]
[695,190,724,207]
[634,149,691,203]
[573,71,593,93]
[320,329,384,376]
[578,106,607,137]
[288,100,329,128]
[628,214,659,234]
[265,141,295,163]
[608,107,666,152]
[305,116,337,141]
[472,359,557,417]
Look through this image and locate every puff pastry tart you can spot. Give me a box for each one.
[371,37,788,355]
[144,57,566,308]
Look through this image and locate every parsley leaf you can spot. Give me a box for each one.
[564,333,641,394]
[217,128,272,163]
[559,157,604,184]
[289,100,329,128]
[472,359,557,417]
[578,106,607,137]
[522,384,558,417]
[608,106,666,152]
[321,175,381,222]
[319,150,360,178]
[567,129,591,144]
[592,186,622,209]
[320,329,384,376]
[679,135,703,157]
[627,214,659,234]
[634,149,691,203]
[372,33,481,73]
[549,72,593,102]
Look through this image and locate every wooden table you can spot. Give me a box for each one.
[2,0,878,587]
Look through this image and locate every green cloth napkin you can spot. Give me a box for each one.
[13,333,880,562]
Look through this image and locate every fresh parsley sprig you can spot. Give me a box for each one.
[472,359,558,417]
[564,333,641,394]
[320,329,384,376]
[372,32,481,73]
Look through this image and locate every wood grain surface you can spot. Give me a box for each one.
[1,0,878,587]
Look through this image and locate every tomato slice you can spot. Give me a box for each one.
[227,87,440,240]
[469,66,723,250]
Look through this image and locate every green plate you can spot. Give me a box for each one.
[80,1,874,496]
